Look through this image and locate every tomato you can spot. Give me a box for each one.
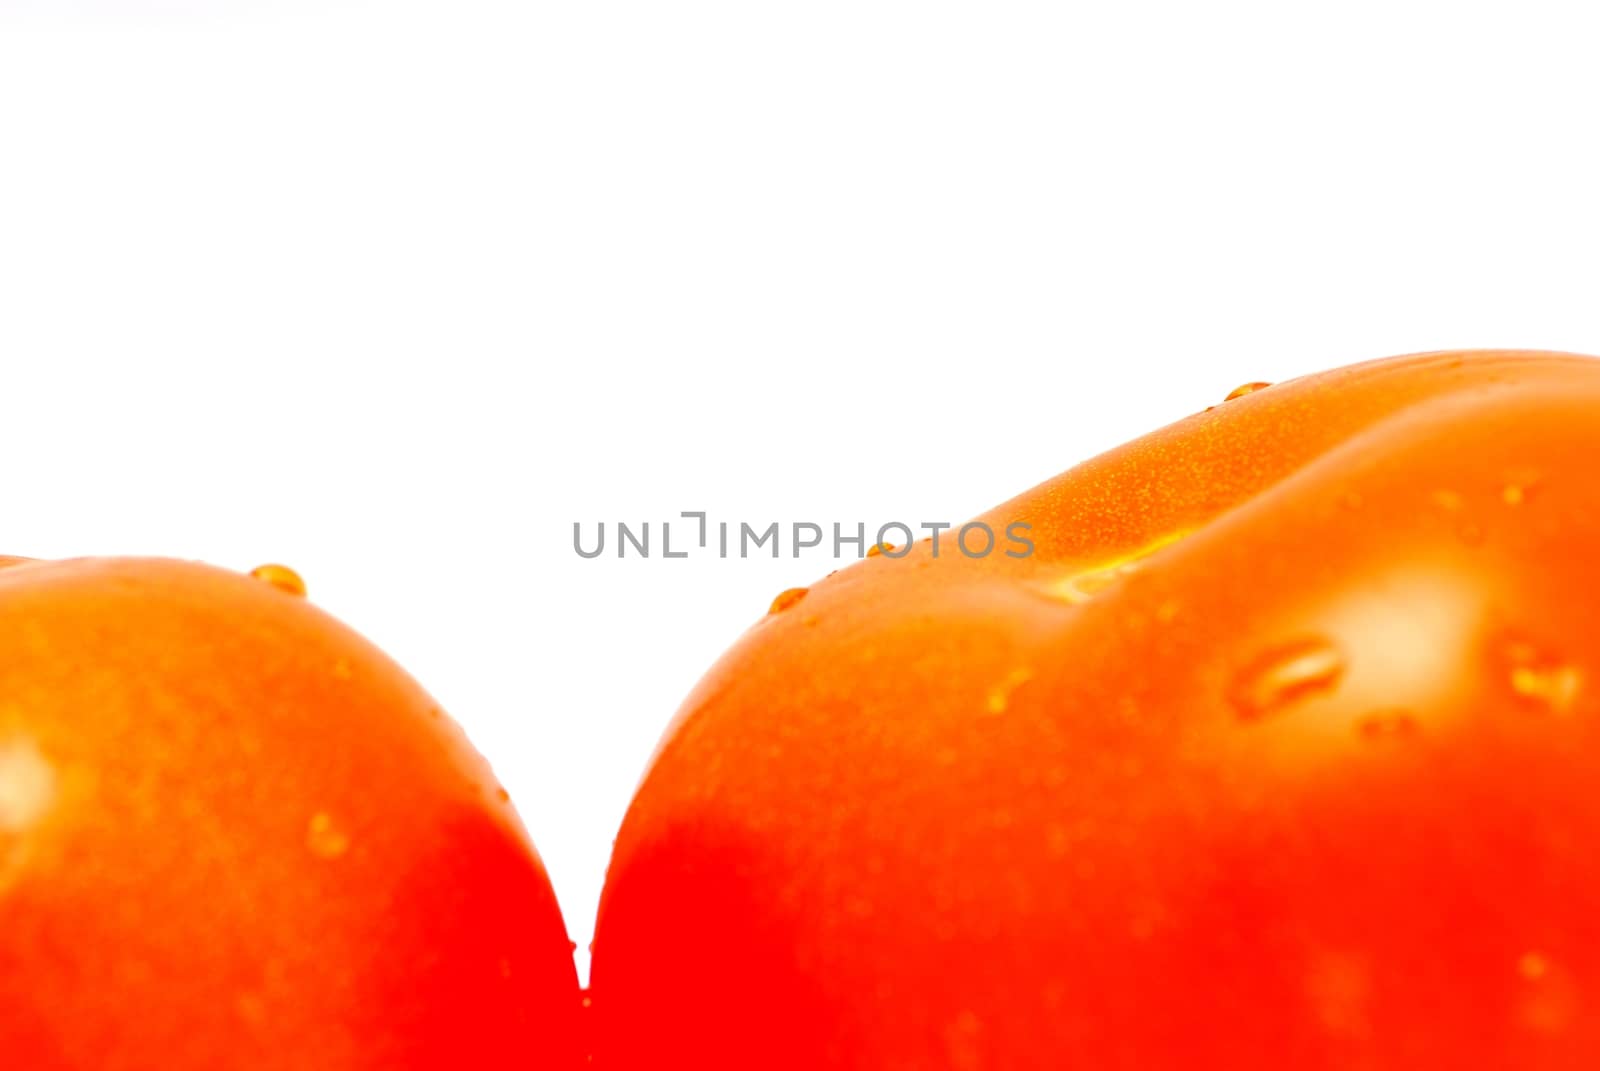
[590,351,1600,1069]
[0,557,580,1069]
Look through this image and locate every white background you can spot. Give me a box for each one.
[3,1,1599,981]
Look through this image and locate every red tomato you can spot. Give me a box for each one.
[0,557,580,1069]
[590,351,1600,1069]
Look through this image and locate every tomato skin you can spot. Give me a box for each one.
[591,352,1600,1069]
[0,558,580,1069]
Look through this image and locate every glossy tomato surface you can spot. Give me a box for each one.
[591,351,1600,1069]
[0,558,580,1069]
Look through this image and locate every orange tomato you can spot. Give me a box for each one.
[591,351,1600,1069]
[0,557,579,1069]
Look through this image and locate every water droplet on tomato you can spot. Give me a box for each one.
[1426,492,1486,545]
[1356,709,1418,740]
[1224,381,1272,401]
[1503,640,1582,714]
[1501,469,1543,507]
[1045,530,1190,605]
[1056,565,1134,604]
[305,812,350,859]
[768,587,808,615]
[250,563,307,597]
[984,668,1034,715]
[1227,637,1345,721]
